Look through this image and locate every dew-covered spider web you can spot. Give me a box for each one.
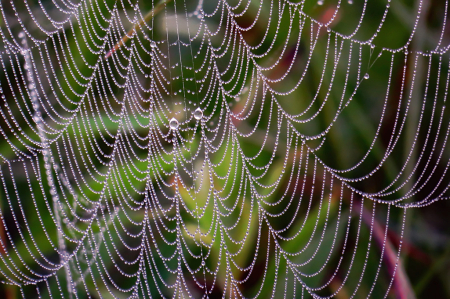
[0,0,448,297]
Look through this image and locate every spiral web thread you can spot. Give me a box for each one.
[0,0,448,297]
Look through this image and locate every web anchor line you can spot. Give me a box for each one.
[18,32,75,296]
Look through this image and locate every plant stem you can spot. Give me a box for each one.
[104,0,174,59]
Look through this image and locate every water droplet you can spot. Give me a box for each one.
[348,0,353,4]
[194,108,203,120]
[150,41,157,48]
[169,118,179,130]
[364,73,370,80]
[318,0,324,5]
[18,32,25,39]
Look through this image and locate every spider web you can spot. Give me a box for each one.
[0,0,448,298]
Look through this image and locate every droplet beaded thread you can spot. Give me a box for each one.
[0,0,448,298]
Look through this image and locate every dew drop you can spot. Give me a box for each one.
[194,108,203,120]
[150,41,157,48]
[364,73,370,80]
[317,0,324,5]
[169,118,179,130]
